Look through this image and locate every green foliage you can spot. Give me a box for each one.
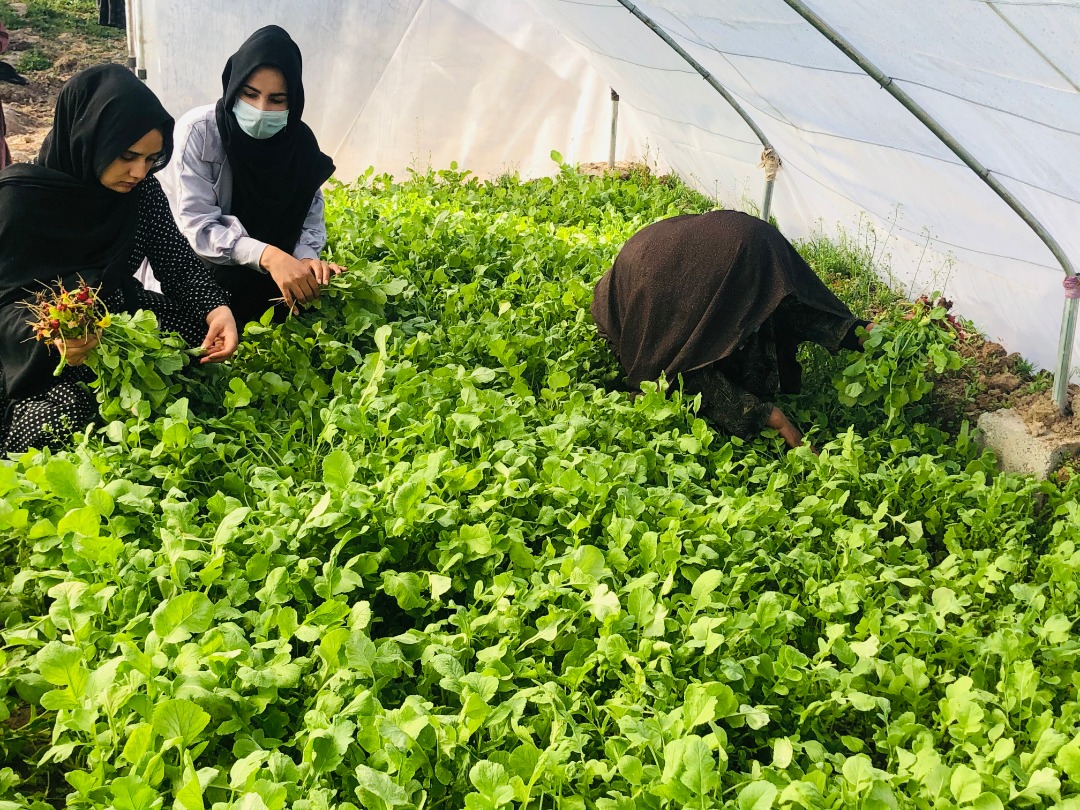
[15,46,51,72]
[86,309,194,423]
[2,165,1079,810]
[835,296,966,421]
[795,224,899,319]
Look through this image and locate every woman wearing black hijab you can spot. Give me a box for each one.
[0,64,238,455]
[592,210,872,449]
[159,26,342,326]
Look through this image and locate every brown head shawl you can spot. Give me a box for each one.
[591,210,854,390]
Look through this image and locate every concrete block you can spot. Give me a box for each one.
[976,408,1080,479]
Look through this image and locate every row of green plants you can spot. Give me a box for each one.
[2,162,1078,809]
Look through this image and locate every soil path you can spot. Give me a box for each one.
[1,3,126,162]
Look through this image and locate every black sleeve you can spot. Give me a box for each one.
[131,177,229,320]
[839,319,871,351]
[682,367,775,439]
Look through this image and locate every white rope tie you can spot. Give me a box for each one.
[758,147,781,181]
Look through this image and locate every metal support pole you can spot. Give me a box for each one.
[129,0,147,80]
[1055,280,1080,409]
[761,180,775,222]
[609,89,620,169]
[614,0,778,219]
[759,147,781,223]
[781,0,1077,412]
[124,0,137,71]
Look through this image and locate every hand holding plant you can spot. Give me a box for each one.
[261,244,320,311]
[23,280,111,375]
[301,257,347,286]
[199,305,239,363]
[767,405,805,449]
[54,331,100,367]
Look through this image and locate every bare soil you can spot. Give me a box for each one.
[931,332,1080,442]
[2,9,126,162]
[578,160,652,179]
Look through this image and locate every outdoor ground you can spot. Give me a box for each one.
[0,0,125,162]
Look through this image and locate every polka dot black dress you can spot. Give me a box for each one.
[0,177,228,454]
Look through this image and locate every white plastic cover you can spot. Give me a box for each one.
[133,0,1080,377]
[134,0,643,179]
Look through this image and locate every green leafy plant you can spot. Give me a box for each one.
[84,308,192,422]
[1,0,122,40]
[835,294,965,421]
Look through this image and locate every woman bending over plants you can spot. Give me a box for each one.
[592,210,871,448]
[157,25,344,325]
[0,64,238,455]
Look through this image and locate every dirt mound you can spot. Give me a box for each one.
[2,17,125,163]
[578,160,651,179]
[1012,387,1080,439]
[931,332,1080,450]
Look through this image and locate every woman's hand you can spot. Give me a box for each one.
[200,306,239,363]
[260,245,320,312]
[56,332,100,366]
[301,258,346,286]
[766,406,805,449]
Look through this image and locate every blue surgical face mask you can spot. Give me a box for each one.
[231,98,289,139]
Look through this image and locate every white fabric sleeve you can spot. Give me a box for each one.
[293,189,328,262]
[169,121,270,271]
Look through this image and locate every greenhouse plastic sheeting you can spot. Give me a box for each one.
[133,0,644,179]
[132,0,1080,377]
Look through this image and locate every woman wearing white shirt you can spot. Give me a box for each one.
[160,25,343,325]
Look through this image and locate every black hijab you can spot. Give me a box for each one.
[215,26,335,254]
[0,63,173,399]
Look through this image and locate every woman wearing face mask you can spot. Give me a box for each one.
[0,64,238,455]
[159,25,343,326]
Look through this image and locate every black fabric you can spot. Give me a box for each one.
[0,63,30,86]
[36,64,171,183]
[840,319,871,352]
[215,25,334,257]
[0,23,11,169]
[683,299,863,438]
[682,366,776,440]
[137,177,229,324]
[0,176,225,403]
[0,64,173,399]
[214,266,285,326]
[591,210,856,392]
[0,100,9,170]
[0,372,97,455]
[96,0,126,29]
